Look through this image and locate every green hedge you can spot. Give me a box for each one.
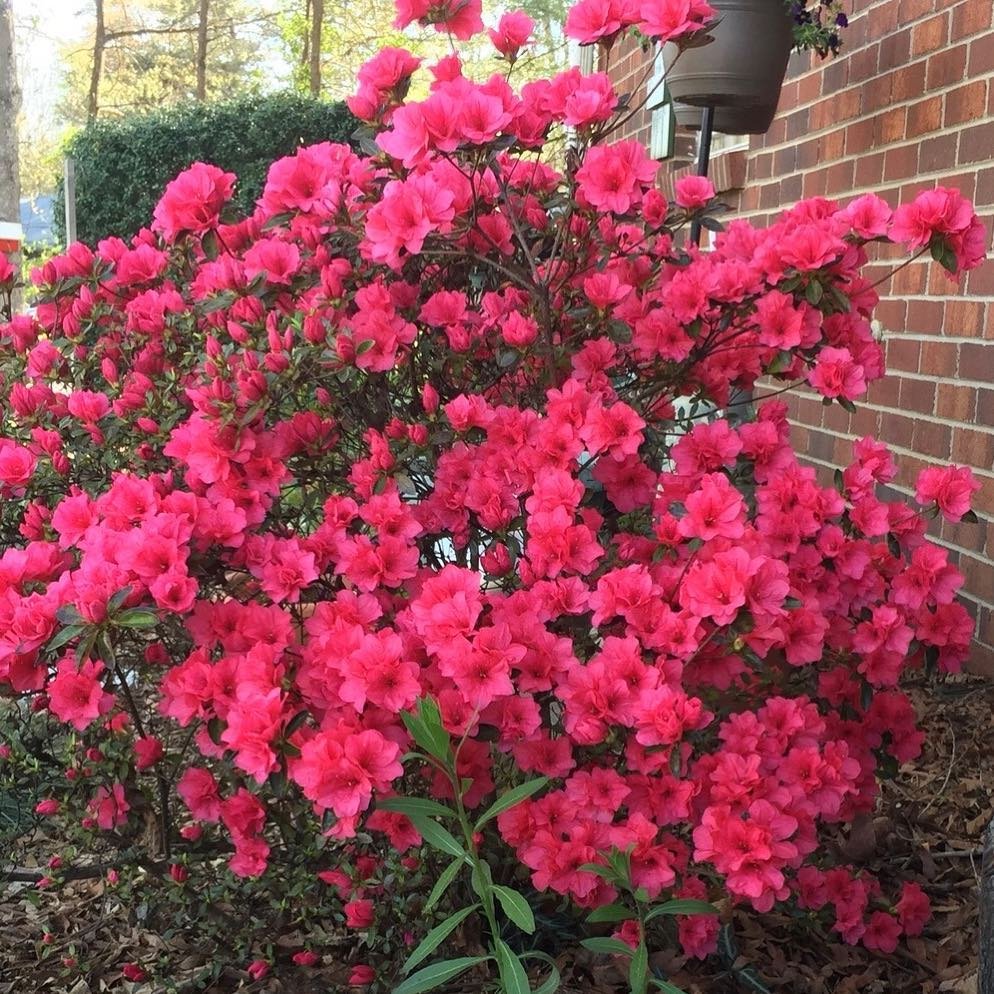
[55,93,357,245]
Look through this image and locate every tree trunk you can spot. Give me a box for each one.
[196,0,209,100]
[301,0,310,76]
[309,0,323,97]
[88,0,106,119]
[0,0,21,317]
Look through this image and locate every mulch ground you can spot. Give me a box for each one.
[2,673,991,994]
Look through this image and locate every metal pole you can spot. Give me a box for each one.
[63,157,77,247]
[689,105,715,247]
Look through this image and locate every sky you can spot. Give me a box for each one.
[14,0,89,131]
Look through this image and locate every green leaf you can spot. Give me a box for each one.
[262,211,293,231]
[717,922,738,966]
[645,899,717,922]
[578,862,617,884]
[470,858,494,904]
[402,905,479,975]
[47,624,85,655]
[495,939,531,994]
[474,777,548,830]
[75,627,100,663]
[493,885,535,934]
[961,509,980,524]
[805,279,823,305]
[766,350,793,375]
[392,956,488,994]
[837,396,856,414]
[521,952,560,994]
[629,941,648,994]
[378,796,456,821]
[283,710,310,737]
[107,586,132,613]
[407,814,469,861]
[114,608,159,629]
[207,716,225,747]
[735,966,773,994]
[586,903,633,924]
[424,857,463,914]
[651,980,689,994]
[580,937,634,958]
[201,229,219,261]
[55,605,83,626]
[402,698,452,764]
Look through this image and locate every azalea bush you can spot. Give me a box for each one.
[0,0,987,990]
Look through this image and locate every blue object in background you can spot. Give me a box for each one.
[20,195,55,246]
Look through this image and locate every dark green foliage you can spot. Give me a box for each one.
[54,93,357,245]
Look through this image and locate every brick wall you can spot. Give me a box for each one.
[603,0,994,672]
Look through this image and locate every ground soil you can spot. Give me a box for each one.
[2,674,990,994]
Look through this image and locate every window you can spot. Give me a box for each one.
[647,44,675,161]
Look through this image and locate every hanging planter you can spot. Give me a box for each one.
[662,0,795,135]
[672,99,783,136]
[662,0,848,135]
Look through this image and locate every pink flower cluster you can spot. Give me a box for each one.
[0,0,985,977]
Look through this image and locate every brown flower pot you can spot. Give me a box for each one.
[673,100,779,136]
[663,0,794,135]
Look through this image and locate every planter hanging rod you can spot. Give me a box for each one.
[689,105,715,248]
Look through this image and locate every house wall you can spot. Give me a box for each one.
[603,0,994,672]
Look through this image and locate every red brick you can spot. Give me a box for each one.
[802,169,829,199]
[822,128,845,160]
[876,298,907,329]
[913,420,952,459]
[898,376,937,413]
[925,44,968,88]
[899,0,934,21]
[964,257,994,299]
[959,553,994,602]
[785,108,810,142]
[944,300,988,338]
[936,383,976,420]
[878,106,908,144]
[944,80,988,126]
[959,123,994,165]
[906,299,945,332]
[867,374,901,408]
[879,28,912,73]
[918,133,959,174]
[845,118,876,155]
[808,428,839,462]
[892,262,928,294]
[825,160,855,195]
[759,181,782,210]
[911,12,949,55]
[797,72,821,104]
[906,95,942,137]
[960,342,991,373]
[920,339,959,376]
[848,43,879,84]
[967,643,994,679]
[887,338,921,372]
[941,515,988,555]
[951,427,994,469]
[884,144,919,181]
[890,59,928,101]
[977,391,994,427]
[821,403,852,435]
[880,411,915,448]
[952,0,993,40]
[968,36,994,74]
[855,151,885,187]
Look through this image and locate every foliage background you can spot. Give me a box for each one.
[53,92,356,243]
